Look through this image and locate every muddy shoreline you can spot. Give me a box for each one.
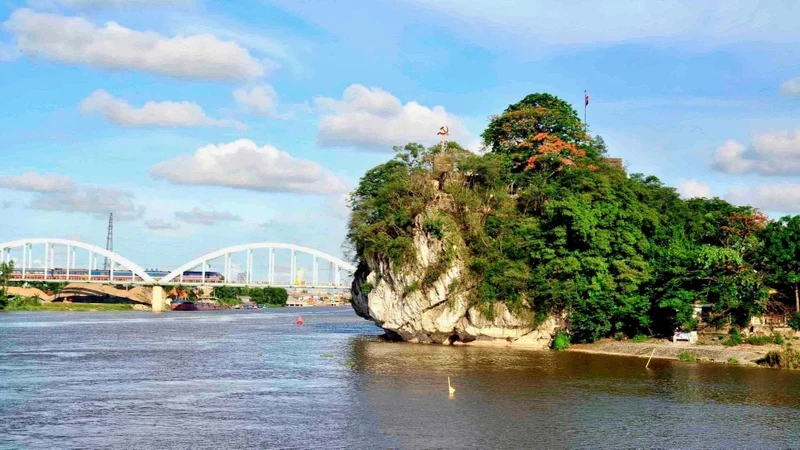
[566,339,781,366]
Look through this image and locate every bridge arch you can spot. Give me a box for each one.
[0,238,156,284]
[158,242,356,286]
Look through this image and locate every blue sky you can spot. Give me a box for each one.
[1,0,800,274]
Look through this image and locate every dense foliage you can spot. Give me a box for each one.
[212,286,289,306]
[347,92,796,342]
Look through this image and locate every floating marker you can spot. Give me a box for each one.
[448,376,455,396]
[296,315,303,325]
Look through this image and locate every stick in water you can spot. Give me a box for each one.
[645,348,656,369]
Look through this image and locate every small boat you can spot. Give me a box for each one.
[296,315,303,325]
[195,301,219,311]
[171,301,197,311]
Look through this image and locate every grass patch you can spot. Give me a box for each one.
[551,331,570,351]
[722,328,743,347]
[746,335,774,345]
[727,358,738,364]
[758,344,800,370]
[630,334,649,343]
[4,301,135,312]
[743,333,784,346]
[678,352,697,362]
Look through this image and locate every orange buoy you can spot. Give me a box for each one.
[296,315,303,325]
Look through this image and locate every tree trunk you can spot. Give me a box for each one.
[795,284,799,313]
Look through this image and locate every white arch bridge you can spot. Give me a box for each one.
[0,238,356,290]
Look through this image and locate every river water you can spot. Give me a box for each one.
[1,307,800,449]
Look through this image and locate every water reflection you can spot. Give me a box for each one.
[1,308,799,449]
[347,338,800,448]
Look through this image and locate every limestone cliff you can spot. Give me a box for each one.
[350,210,561,349]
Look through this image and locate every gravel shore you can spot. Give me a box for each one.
[567,339,781,366]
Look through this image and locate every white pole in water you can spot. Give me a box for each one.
[646,348,656,369]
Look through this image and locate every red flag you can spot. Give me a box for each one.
[585,92,589,106]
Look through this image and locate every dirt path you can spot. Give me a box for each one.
[567,339,778,365]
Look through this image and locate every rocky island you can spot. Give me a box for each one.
[347,92,800,359]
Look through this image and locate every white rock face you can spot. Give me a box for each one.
[351,216,559,349]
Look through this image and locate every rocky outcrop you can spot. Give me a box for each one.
[351,213,561,349]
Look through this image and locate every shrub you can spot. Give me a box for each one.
[551,332,571,351]
[759,344,800,369]
[360,282,374,295]
[775,332,785,345]
[746,335,775,345]
[727,358,738,364]
[722,328,743,347]
[630,334,649,343]
[789,312,800,331]
[403,282,420,294]
[422,215,445,240]
[614,332,624,341]
[678,352,697,362]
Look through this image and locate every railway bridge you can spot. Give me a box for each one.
[0,238,356,312]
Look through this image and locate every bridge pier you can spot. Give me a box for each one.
[152,286,166,313]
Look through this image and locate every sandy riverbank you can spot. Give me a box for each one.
[567,339,781,366]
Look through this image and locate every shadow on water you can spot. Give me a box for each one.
[344,338,800,449]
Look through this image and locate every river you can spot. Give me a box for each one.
[1,307,799,449]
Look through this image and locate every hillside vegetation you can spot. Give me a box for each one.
[346,93,800,343]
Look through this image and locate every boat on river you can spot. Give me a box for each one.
[170,301,220,311]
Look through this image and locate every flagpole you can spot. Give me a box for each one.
[584,90,587,127]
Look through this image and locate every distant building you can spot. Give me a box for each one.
[237,272,247,283]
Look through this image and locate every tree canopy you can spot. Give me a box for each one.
[347,92,792,343]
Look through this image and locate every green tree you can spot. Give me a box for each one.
[347,91,781,342]
[263,287,288,306]
[761,216,800,312]
[0,260,14,296]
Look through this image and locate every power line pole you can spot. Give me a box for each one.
[103,213,113,271]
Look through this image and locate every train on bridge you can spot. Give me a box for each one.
[10,268,223,283]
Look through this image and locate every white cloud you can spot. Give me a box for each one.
[780,78,800,98]
[144,218,180,230]
[727,184,800,213]
[0,171,143,220]
[315,84,472,151]
[150,139,348,194]
[676,179,713,199]
[4,8,265,81]
[325,193,351,219]
[402,0,800,49]
[0,172,75,192]
[80,89,245,130]
[175,207,241,225]
[29,0,192,8]
[30,186,144,220]
[234,85,278,115]
[712,129,800,175]
[0,42,18,61]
